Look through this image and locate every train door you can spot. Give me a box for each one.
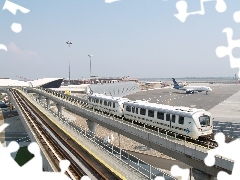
[180,116,191,137]
[170,114,176,130]
[165,113,171,130]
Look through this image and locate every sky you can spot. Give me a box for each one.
[0,0,240,80]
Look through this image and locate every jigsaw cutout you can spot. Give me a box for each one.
[204,132,240,180]
[171,165,189,180]
[0,123,92,179]
[216,10,240,77]
[174,0,227,22]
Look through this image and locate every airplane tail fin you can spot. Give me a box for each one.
[172,78,179,87]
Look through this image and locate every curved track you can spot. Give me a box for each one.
[11,89,121,180]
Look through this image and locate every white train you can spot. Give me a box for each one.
[87,93,213,139]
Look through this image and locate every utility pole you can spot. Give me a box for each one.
[66,40,73,91]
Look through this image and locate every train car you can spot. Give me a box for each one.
[123,100,213,139]
[87,93,130,117]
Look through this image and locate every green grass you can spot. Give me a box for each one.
[14,146,34,166]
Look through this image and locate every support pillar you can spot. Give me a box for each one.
[46,98,50,109]
[86,119,97,137]
[56,104,63,117]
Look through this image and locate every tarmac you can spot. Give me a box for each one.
[0,109,31,158]
[124,83,240,123]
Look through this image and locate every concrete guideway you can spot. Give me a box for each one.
[18,89,148,180]
[8,90,55,172]
[25,87,234,178]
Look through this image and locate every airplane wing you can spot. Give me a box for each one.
[185,89,194,93]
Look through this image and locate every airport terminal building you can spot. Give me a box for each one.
[0,78,63,88]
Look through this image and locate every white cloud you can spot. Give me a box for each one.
[7,42,40,61]
[105,0,120,3]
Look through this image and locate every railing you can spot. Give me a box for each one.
[27,92,176,180]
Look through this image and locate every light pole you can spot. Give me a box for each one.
[66,40,72,88]
[88,55,93,78]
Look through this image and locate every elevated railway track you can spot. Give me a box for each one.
[18,87,234,177]
[11,88,122,180]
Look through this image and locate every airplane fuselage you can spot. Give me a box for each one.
[171,78,212,94]
[174,85,212,94]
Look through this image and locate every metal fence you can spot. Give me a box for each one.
[28,94,176,180]
[87,82,140,97]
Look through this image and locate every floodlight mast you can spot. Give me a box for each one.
[88,55,93,78]
[66,40,72,92]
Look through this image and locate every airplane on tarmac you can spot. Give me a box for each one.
[172,78,212,94]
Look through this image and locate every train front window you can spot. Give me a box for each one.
[199,116,210,126]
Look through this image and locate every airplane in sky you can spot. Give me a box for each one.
[172,78,212,94]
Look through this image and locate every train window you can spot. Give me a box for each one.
[88,97,91,101]
[132,107,135,113]
[126,105,131,112]
[100,100,102,104]
[108,102,111,107]
[136,108,138,114]
[179,116,184,124]
[157,112,164,120]
[113,103,115,108]
[148,110,154,118]
[166,114,170,121]
[104,101,107,106]
[199,115,210,126]
[140,108,146,115]
[172,115,176,123]
[96,99,99,103]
